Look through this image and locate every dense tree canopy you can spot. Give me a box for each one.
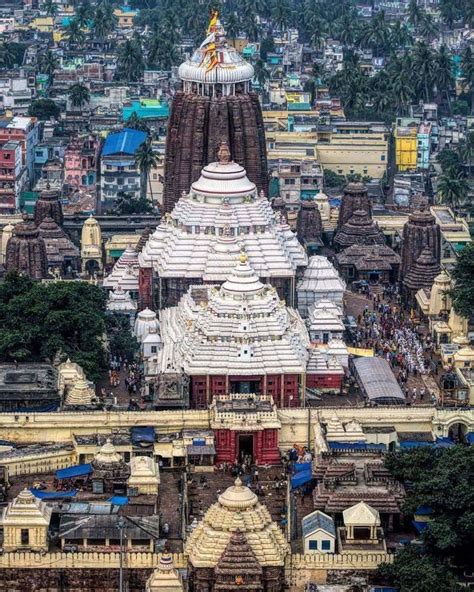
[0,272,107,380]
[379,446,474,590]
[450,242,474,318]
[28,98,61,120]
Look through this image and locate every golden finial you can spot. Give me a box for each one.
[239,250,248,264]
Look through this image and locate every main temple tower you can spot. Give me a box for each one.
[163,11,268,212]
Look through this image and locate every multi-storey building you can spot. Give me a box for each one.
[0,116,40,184]
[0,141,26,212]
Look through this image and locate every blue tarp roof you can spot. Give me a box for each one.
[102,128,147,156]
[466,432,474,444]
[328,441,386,451]
[291,468,312,489]
[107,496,128,505]
[412,520,429,533]
[435,437,455,448]
[415,505,433,516]
[131,426,155,445]
[30,488,77,500]
[400,441,433,449]
[56,463,92,479]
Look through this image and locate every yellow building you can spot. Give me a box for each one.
[30,16,54,32]
[113,7,137,28]
[265,120,389,179]
[0,489,52,551]
[394,126,418,171]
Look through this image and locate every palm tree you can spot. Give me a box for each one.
[65,19,85,48]
[438,167,469,209]
[418,13,439,42]
[458,131,474,176]
[389,21,413,49]
[272,0,290,33]
[310,18,326,50]
[225,12,240,40]
[117,38,144,82]
[43,0,58,17]
[253,58,270,89]
[68,82,90,109]
[0,42,17,69]
[407,0,423,26]
[148,30,179,70]
[434,46,454,112]
[461,46,474,115]
[439,0,460,28]
[126,112,150,133]
[39,50,58,84]
[92,5,116,40]
[135,139,158,203]
[413,42,435,103]
[357,12,388,57]
[336,13,358,47]
[75,2,90,29]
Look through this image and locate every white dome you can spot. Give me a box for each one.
[134,307,160,342]
[178,44,254,85]
[191,160,256,201]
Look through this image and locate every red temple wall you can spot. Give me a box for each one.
[191,376,207,409]
[138,267,153,310]
[306,373,343,390]
[214,428,280,465]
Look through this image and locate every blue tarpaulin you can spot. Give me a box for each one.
[291,470,312,489]
[412,520,429,533]
[435,437,455,448]
[131,426,155,445]
[294,462,312,473]
[466,432,474,444]
[400,441,433,449]
[56,464,92,479]
[107,496,129,505]
[102,128,147,156]
[30,488,77,500]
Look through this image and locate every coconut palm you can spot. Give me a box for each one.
[39,50,58,83]
[434,46,454,112]
[148,30,179,70]
[68,82,90,109]
[117,38,144,82]
[224,12,240,40]
[418,13,439,42]
[75,2,90,29]
[0,42,17,69]
[389,21,413,49]
[461,46,474,114]
[135,139,158,203]
[65,19,85,48]
[272,0,290,33]
[43,0,58,17]
[458,131,474,176]
[336,13,358,47]
[407,0,423,26]
[126,112,150,133]
[413,42,435,102]
[438,168,469,209]
[253,58,270,89]
[92,5,116,40]
[357,12,389,57]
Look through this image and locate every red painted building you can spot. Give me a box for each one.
[0,141,26,212]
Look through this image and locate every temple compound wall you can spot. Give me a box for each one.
[0,408,470,445]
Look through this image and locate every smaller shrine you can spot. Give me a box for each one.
[103,245,140,296]
[402,246,441,298]
[81,215,102,276]
[37,216,80,276]
[33,183,64,227]
[339,501,385,552]
[335,244,400,285]
[146,554,184,592]
[333,210,385,251]
[5,215,48,280]
[64,378,96,408]
[134,307,160,342]
[297,256,346,318]
[400,206,441,284]
[91,439,130,495]
[337,182,372,228]
[308,300,345,343]
[106,287,137,320]
[57,359,86,396]
[0,488,52,551]
[128,456,160,495]
[296,200,323,253]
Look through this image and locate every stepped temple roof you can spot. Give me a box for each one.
[185,477,289,568]
[103,246,139,292]
[140,152,307,282]
[152,256,310,376]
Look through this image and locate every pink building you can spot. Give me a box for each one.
[64,136,100,189]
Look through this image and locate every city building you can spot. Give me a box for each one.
[0,116,40,183]
[394,124,418,171]
[0,140,26,212]
[100,128,147,209]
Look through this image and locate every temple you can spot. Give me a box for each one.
[5,215,48,280]
[337,182,372,228]
[163,13,268,212]
[145,255,343,409]
[138,144,307,309]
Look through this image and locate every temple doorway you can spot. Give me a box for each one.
[448,422,468,443]
[238,434,254,462]
[230,380,261,394]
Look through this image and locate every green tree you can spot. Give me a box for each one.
[106,314,139,361]
[68,82,90,109]
[260,35,275,61]
[253,58,270,89]
[126,112,150,133]
[224,12,240,40]
[39,50,58,83]
[356,11,389,57]
[135,138,158,202]
[117,38,144,82]
[461,46,474,115]
[272,0,291,32]
[75,2,90,29]
[324,169,345,188]
[450,242,474,317]
[148,29,179,70]
[0,272,107,380]
[0,42,20,68]
[65,19,86,47]
[437,167,468,208]
[92,4,117,39]
[434,46,454,112]
[43,0,58,17]
[418,13,439,42]
[114,191,154,215]
[407,0,423,26]
[28,98,60,119]
[413,41,435,102]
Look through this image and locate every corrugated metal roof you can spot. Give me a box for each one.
[102,128,147,157]
[302,510,335,538]
[353,357,405,403]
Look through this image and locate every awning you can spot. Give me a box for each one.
[400,441,433,449]
[56,463,92,479]
[291,469,312,490]
[131,426,155,446]
[328,441,386,451]
[187,444,216,455]
[30,488,77,500]
[107,496,128,506]
[294,462,312,473]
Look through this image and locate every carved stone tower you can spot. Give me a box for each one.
[5,216,48,279]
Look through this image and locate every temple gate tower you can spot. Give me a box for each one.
[163,11,268,212]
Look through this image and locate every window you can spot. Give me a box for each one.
[321,539,331,550]
[381,154,386,161]
[21,529,29,545]
[151,346,157,354]
[308,540,318,550]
